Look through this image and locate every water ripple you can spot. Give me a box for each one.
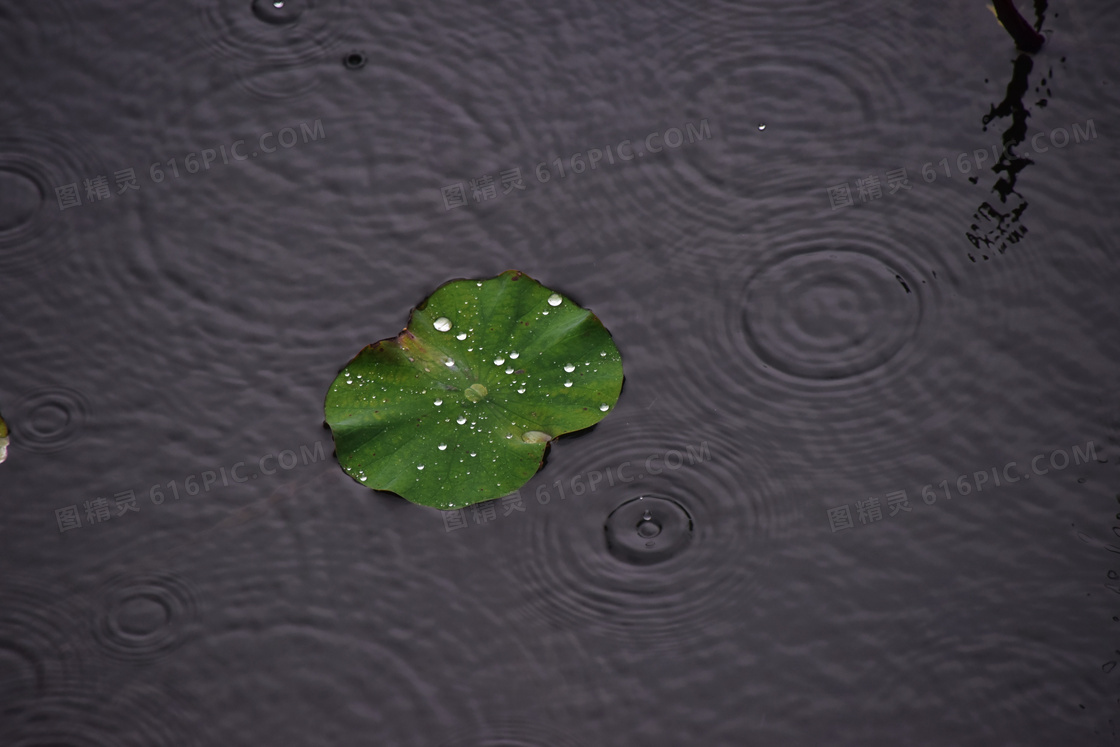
[503,415,804,651]
[0,127,107,277]
[651,191,1047,471]
[0,682,213,747]
[192,0,350,66]
[91,571,199,663]
[7,386,90,453]
[0,576,91,714]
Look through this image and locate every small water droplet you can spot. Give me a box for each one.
[417,464,425,470]
[564,363,575,372]
[470,452,477,457]
[456,415,467,424]
[494,357,505,365]
[547,293,562,306]
[433,317,452,332]
[564,381,573,388]
[517,388,525,394]
[359,476,367,481]
[509,352,519,359]
[434,398,443,406]
[438,444,447,450]
[758,123,766,130]
[600,351,607,357]
[599,403,609,411]
[456,333,467,340]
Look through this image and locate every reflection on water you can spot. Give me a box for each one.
[968,0,1053,259]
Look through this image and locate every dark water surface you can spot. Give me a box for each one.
[2,1,1120,744]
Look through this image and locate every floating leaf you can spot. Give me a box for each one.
[324,270,623,509]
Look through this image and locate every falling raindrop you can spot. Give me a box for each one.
[433,317,452,332]
[547,293,562,306]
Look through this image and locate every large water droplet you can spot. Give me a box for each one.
[563,381,573,388]
[438,443,447,450]
[456,415,467,424]
[417,464,425,470]
[547,293,562,306]
[493,357,505,365]
[456,333,467,340]
[434,398,443,406]
[599,403,610,411]
[433,317,452,332]
[605,496,693,565]
[509,352,519,359]
[563,363,575,372]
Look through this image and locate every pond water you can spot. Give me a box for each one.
[2,1,1119,744]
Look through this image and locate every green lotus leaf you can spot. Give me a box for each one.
[324,270,624,509]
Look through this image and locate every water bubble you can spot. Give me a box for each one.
[494,357,505,365]
[433,317,451,332]
[547,293,562,306]
[438,444,447,450]
[599,404,610,411]
[564,381,573,388]
[564,363,575,372]
[456,415,467,424]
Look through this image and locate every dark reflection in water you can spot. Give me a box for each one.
[967,0,1053,259]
